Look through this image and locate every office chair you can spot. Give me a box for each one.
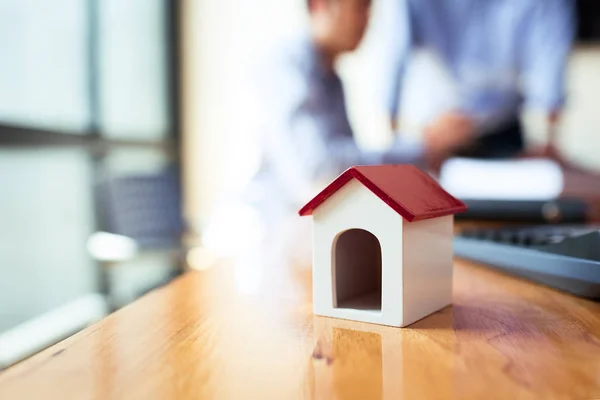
[88,166,185,308]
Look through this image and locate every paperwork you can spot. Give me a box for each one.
[439,158,564,201]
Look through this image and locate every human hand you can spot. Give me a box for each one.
[424,112,475,153]
[422,112,476,171]
[391,117,398,133]
[523,143,570,168]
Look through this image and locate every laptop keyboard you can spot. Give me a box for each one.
[454,225,600,298]
[458,226,600,248]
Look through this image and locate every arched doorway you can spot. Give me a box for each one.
[333,229,382,311]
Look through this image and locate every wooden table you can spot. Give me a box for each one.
[2,245,600,400]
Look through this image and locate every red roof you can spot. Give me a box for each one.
[298,165,467,222]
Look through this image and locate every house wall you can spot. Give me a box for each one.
[312,179,405,326]
[402,215,453,326]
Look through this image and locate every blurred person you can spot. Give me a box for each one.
[203,0,464,258]
[371,0,576,160]
[247,0,455,218]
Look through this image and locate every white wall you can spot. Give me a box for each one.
[182,0,307,228]
[538,47,600,170]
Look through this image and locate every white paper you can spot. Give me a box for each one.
[439,158,564,201]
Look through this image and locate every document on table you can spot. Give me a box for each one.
[439,158,564,201]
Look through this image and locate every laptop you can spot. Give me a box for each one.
[454,225,600,299]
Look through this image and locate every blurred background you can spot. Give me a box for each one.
[1,0,600,368]
[0,0,181,367]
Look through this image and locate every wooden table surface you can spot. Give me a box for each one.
[2,248,600,400]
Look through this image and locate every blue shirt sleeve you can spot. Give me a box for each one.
[521,0,575,112]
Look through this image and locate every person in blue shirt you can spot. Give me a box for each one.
[205,0,467,253]
[370,0,576,159]
[248,0,457,215]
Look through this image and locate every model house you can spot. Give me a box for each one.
[299,165,467,327]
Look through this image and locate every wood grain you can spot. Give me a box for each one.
[1,254,600,399]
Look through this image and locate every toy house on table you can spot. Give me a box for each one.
[299,165,467,327]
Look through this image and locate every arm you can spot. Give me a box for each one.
[521,0,575,148]
[259,62,423,203]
